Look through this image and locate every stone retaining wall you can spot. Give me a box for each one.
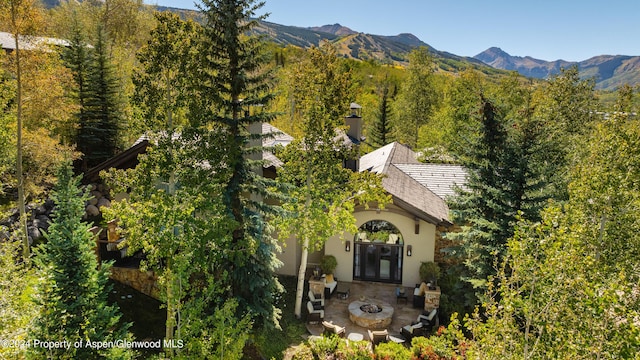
[109,266,160,300]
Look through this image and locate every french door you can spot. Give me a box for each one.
[353,242,403,283]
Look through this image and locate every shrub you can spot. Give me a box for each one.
[419,261,441,284]
[290,344,313,360]
[335,339,372,359]
[411,336,457,359]
[374,341,411,359]
[320,255,338,275]
[308,334,340,358]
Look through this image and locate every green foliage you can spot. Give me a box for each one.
[77,25,126,170]
[0,61,15,196]
[320,254,337,275]
[392,47,438,148]
[252,276,307,359]
[132,11,199,133]
[274,43,390,318]
[184,0,284,328]
[335,339,372,359]
[445,71,588,295]
[467,110,640,359]
[290,344,314,360]
[368,81,395,148]
[411,335,459,360]
[419,261,441,283]
[30,163,132,359]
[103,131,236,357]
[308,334,341,359]
[374,341,410,359]
[179,298,251,360]
[0,238,36,360]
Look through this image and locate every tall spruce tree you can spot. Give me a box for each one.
[191,0,283,327]
[62,11,92,147]
[30,163,131,359]
[77,25,124,171]
[369,83,394,148]
[447,84,551,293]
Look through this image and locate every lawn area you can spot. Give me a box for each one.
[249,275,308,359]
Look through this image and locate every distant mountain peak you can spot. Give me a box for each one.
[308,24,357,36]
[474,47,640,90]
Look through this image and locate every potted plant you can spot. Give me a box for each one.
[419,261,441,290]
[320,255,337,275]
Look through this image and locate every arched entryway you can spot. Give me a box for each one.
[353,220,403,283]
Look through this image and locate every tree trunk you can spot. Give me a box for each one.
[11,19,29,261]
[294,167,314,319]
[294,238,309,319]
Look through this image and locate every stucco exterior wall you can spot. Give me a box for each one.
[325,204,436,287]
[275,234,324,277]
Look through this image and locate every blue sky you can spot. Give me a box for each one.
[144,0,640,62]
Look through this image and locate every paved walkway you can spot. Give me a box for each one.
[306,281,423,341]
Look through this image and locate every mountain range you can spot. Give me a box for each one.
[253,21,639,91]
[475,47,640,91]
[42,0,640,91]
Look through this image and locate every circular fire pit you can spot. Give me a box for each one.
[348,299,394,329]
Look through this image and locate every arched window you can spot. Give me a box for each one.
[355,220,403,244]
[353,220,403,283]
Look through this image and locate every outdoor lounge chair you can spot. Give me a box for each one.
[322,321,346,337]
[308,290,325,308]
[417,308,438,330]
[367,329,388,348]
[400,322,428,341]
[307,301,324,323]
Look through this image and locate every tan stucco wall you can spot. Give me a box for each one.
[275,234,324,277]
[276,234,299,276]
[324,204,436,287]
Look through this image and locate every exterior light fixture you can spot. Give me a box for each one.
[345,241,351,252]
[407,245,412,257]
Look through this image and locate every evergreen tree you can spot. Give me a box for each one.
[77,25,125,171]
[447,86,551,293]
[30,163,131,359]
[190,0,283,327]
[369,83,394,148]
[62,11,92,147]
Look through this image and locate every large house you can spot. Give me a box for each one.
[276,140,466,288]
[87,108,466,292]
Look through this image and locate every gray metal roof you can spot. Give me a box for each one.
[1,31,69,51]
[359,142,453,225]
[394,163,468,200]
[262,123,293,168]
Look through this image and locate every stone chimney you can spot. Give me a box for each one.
[344,102,363,172]
[345,102,363,142]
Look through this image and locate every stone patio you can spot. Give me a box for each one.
[306,281,425,341]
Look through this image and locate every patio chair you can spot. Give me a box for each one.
[367,329,388,348]
[307,301,324,323]
[323,274,337,298]
[322,321,346,338]
[417,308,438,331]
[400,322,428,341]
[413,283,426,308]
[308,290,325,308]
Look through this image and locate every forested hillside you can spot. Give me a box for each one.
[1,0,639,359]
